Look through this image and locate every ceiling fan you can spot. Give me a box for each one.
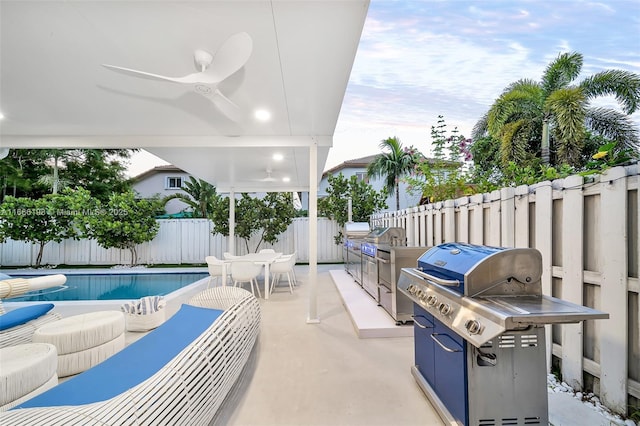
[258,168,277,182]
[102,32,253,121]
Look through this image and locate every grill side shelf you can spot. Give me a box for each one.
[398,268,609,349]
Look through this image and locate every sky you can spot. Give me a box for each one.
[127,0,640,176]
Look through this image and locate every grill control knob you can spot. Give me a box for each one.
[427,296,438,306]
[439,303,453,315]
[465,319,482,335]
[407,284,415,294]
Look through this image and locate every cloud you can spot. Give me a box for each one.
[328,0,640,169]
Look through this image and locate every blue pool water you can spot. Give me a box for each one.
[8,273,209,302]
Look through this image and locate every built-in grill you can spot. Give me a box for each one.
[397,242,609,426]
[361,227,406,304]
[343,222,370,285]
[359,227,429,324]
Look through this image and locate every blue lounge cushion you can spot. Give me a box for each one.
[16,303,224,408]
[0,273,12,280]
[0,303,55,331]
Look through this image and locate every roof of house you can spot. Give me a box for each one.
[322,154,460,179]
[322,154,379,177]
[132,165,188,182]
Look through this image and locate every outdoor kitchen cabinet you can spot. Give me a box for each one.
[414,304,467,424]
[400,243,608,425]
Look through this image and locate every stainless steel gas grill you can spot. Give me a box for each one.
[361,227,406,302]
[360,226,428,323]
[342,222,370,284]
[397,242,609,426]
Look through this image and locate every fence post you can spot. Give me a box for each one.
[426,204,434,247]
[456,196,470,244]
[561,174,586,390]
[443,199,455,242]
[488,190,501,246]
[514,185,530,248]
[418,205,428,247]
[534,181,553,370]
[433,202,443,244]
[469,194,484,245]
[500,187,515,247]
[408,207,419,246]
[599,166,629,413]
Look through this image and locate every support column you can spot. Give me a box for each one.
[229,189,235,255]
[307,142,319,323]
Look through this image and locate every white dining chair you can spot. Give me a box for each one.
[223,252,240,260]
[231,261,263,298]
[269,254,296,294]
[205,255,229,287]
[258,248,276,253]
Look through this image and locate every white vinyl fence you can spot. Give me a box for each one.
[372,164,639,417]
[0,217,344,266]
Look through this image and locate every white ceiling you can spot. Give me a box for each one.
[0,0,370,192]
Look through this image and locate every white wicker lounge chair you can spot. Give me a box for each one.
[0,286,261,425]
[0,275,66,349]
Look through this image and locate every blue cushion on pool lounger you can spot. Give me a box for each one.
[0,273,11,280]
[0,303,55,331]
[16,303,224,408]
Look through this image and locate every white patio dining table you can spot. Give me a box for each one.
[222,252,282,300]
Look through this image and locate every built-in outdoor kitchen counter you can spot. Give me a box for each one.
[355,226,429,325]
[343,222,370,286]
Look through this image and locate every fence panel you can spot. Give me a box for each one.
[148,220,182,264]
[0,239,32,266]
[370,165,639,417]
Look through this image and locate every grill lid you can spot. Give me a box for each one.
[417,243,542,296]
[344,222,370,238]
[364,226,406,245]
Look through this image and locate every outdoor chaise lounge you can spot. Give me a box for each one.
[0,275,67,349]
[0,286,261,425]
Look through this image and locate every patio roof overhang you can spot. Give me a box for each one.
[0,0,370,193]
[1,0,370,322]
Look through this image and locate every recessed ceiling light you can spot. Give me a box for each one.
[254,109,271,122]
[282,177,290,183]
[273,153,284,161]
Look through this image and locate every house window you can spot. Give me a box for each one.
[166,177,183,189]
[355,172,368,183]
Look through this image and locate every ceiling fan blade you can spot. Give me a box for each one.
[203,32,253,82]
[198,89,242,122]
[102,64,219,85]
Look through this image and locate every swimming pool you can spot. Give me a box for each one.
[8,273,209,302]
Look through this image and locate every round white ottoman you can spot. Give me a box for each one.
[33,311,125,377]
[0,343,58,410]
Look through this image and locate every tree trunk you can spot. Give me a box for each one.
[130,245,138,266]
[541,118,550,165]
[52,154,59,194]
[36,241,45,267]
[395,183,400,211]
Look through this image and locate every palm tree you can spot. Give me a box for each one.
[472,52,640,167]
[367,136,417,211]
[162,177,219,218]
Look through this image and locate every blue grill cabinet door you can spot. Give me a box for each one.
[433,317,467,425]
[413,304,435,386]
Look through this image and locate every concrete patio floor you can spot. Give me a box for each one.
[32,264,623,425]
[214,264,442,426]
[210,264,619,426]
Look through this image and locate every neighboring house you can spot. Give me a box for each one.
[133,165,305,215]
[134,155,435,216]
[132,165,191,214]
[319,155,421,212]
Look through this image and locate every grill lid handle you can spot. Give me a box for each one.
[414,268,461,288]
